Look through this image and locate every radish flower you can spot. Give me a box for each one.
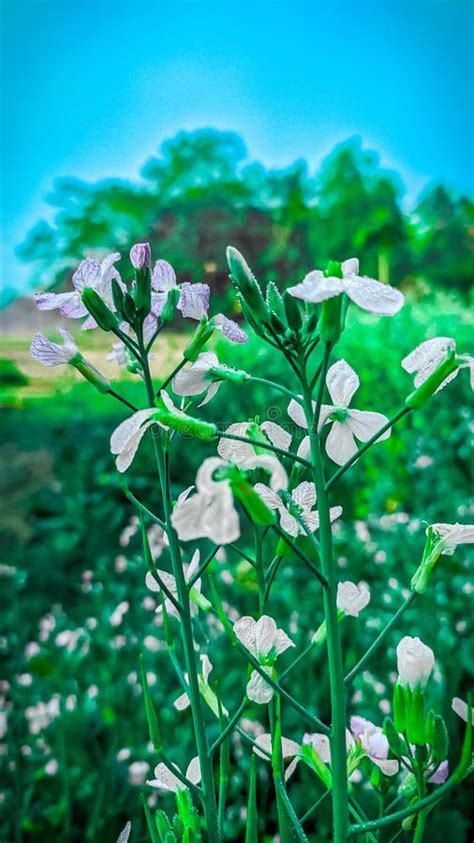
[287,258,404,316]
[146,549,208,618]
[35,253,122,329]
[336,581,371,617]
[350,716,399,776]
[288,360,391,466]
[254,480,342,538]
[233,615,294,704]
[146,757,201,791]
[402,337,474,392]
[30,328,78,367]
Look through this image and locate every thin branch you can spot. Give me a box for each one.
[187,545,220,590]
[272,524,328,587]
[344,592,417,685]
[326,407,411,491]
[208,700,248,757]
[119,481,166,529]
[249,375,302,403]
[107,389,139,412]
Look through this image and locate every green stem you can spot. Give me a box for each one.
[272,524,328,587]
[348,766,473,834]
[253,525,266,613]
[344,593,417,685]
[325,407,410,491]
[107,388,139,412]
[249,375,302,403]
[156,355,188,394]
[208,700,248,758]
[140,342,220,841]
[301,351,349,843]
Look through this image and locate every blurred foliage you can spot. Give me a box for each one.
[16,130,474,303]
[0,291,473,841]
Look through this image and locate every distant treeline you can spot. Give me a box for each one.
[17,130,473,300]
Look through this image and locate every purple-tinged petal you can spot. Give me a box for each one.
[214,313,248,343]
[177,282,210,320]
[130,243,151,269]
[428,760,448,784]
[72,257,101,292]
[151,259,177,291]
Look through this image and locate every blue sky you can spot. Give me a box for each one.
[2,0,473,293]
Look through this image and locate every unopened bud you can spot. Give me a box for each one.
[183,319,215,361]
[82,288,119,332]
[130,242,151,270]
[226,246,269,323]
[160,287,180,325]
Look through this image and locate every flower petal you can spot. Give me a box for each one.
[247,668,273,704]
[110,410,156,455]
[72,257,101,292]
[260,421,292,453]
[151,259,177,291]
[233,616,257,655]
[291,481,316,510]
[343,275,404,316]
[116,422,154,472]
[177,282,210,320]
[217,422,254,464]
[288,272,345,303]
[254,483,283,511]
[185,756,201,785]
[347,410,391,443]
[287,397,308,429]
[326,360,360,407]
[272,628,295,656]
[214,314,248,343]
[325,422,357,466]
[255,615,278,658]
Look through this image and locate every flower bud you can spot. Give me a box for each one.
[82,288,119,332]
[396,636,434,691]
[183,319,215,361]
[283,289,303,330]
[405,348,459,409]
[160,287,180,326]
[383,717,403,757]
[134,266,152,314]
[226,246,269,323]
[130,242,151,270]
[431,714,448,763]
[393,683,406,732]
[71,354,111,394]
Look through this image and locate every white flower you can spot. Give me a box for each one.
[233,615,294,704]
[396,636,434,691]
[303,732,331,763]
[172,453,287,545]
[451,697,474,725]
[254,480,342,538]
[116,821,131,843]
[350,716,399,776]
[110,409,157,473]
[218,420,292,466]
[288,360,391,466]
[146,549,206,618]
[30,328,78,367]
[287,257,404,316]
[430,522,474,555]
[253,733,300,780]
[173,654,227,717]
[402,337,474,392]
[337,581,371,617]
[173,352,222,406]
[34,253,122,328]
[146,757,201,791]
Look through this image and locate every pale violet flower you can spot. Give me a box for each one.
[337,581,371,617]
[428,760,449,784]
[146,549,208,618]
[254,480,342,538]
[253,733,300,781]
[30,328,78,367]
[430,522,474,554]
[34,253,123,329]
[402,337,474,392]
[396,636,434,691]
[212,313,248,343]
[350,716,399,776]
[146,757,201,791]
[287,257,404,316]
[172,454,287,545]
[288,360,391,466]
[451,697,474,725]
[152,260,210,320]
[233,615,294,704]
